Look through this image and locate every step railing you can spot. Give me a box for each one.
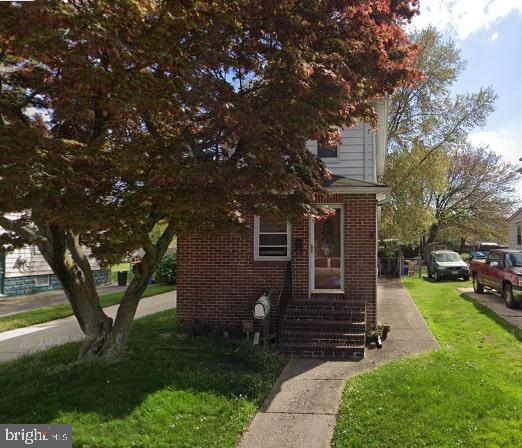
[276,260,292,344]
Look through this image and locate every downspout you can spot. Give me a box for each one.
[0,253,5,297]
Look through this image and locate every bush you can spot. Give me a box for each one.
[154,252,176,284]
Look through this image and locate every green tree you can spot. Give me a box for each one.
[426,145,518,245]
[0,0,419,360]
[382,26,497,244]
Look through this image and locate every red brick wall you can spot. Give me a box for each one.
[176,193,377,330]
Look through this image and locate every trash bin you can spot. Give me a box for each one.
[117,271,128,286]
[402,266,409,276]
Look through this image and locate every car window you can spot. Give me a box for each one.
[435,253,461,262]
[505,253,522,268]
[488,252,501,265]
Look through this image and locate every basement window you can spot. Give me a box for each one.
[254,215,291,261]
[35,274,50,287]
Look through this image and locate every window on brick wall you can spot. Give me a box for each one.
[254,215,291,261]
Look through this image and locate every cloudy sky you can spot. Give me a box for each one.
[411,0,522,184]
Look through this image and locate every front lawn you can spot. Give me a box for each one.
[0,284,176,333]
[335,277,522,448]
[0,310,286,448]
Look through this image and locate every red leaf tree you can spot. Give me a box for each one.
[0,0,419,360]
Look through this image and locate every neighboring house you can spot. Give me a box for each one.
[177,99,390,358]
[509,207,522,249]
[0,214,109,298]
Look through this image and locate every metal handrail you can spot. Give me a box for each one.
[276,260,292,344]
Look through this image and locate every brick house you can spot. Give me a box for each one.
[177,99,390,357]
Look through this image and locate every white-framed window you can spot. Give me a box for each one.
[254,215,291,261]
[517,222,522,246]
[35,274,50,287]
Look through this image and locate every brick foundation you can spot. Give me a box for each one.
[177,193,377,332]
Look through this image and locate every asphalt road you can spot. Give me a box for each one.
[0,291,176,363]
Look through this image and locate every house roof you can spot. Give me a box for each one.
[509,207,522,221]
[324,175,390,195]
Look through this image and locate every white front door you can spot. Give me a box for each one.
[310,205,344,294]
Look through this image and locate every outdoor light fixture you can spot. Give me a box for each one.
[294,238,304,255]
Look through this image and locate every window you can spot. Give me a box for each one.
[35,274,50,287]
[317,143,338,158]
[254,215,291,260]
[517,223,522,246]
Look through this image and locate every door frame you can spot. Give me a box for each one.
[309,204,344,295]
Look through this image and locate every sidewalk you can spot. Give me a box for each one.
[0,284,126,317]
[0,291,176,363]
[237,278,439,448]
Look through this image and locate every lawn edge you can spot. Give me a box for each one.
[0,284,176,333]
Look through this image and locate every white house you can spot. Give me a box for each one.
[509,207,522,249]
[0,214,109,298]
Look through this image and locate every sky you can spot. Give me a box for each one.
[410,0,522,192]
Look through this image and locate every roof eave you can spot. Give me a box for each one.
[326,186,391,195]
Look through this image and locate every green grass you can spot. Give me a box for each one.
[335,277,522,448]
[0,310,286,447]
[0,284,176,333]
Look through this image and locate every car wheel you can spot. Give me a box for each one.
[463,275,470,282]
[473,276,484,294]
[427,269,433,279]
[435,271,442,281]
[504,284,516,309]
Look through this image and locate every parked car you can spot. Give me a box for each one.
[468,251,487,261]
[469,249,522,309]
[427,250,470,281]
[469,242,501,260]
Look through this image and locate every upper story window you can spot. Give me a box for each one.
[517,223,522,245]
[317,141,338,158]
[254,215,291,261]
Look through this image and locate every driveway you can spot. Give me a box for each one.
[458,287,522,330]
[0,291,176,363]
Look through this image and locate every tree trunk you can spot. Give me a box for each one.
[35,222,176,361]
[425,224,439,245]
[459,237,466,253]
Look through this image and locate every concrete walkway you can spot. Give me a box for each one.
[0,291,176,363]
[237,279,438,448]
[459,287,522,329]
[0,284,127,317]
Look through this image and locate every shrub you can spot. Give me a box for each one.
[154,252,176,284]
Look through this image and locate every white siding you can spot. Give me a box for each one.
[306,98,389,183]
[509,209,522,249]
[307,123,376,182]
[1,213,102,278]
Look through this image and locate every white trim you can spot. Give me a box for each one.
[254,215,291,261]
[34,274,50,287]
[327,186,390,194]
[317,140,341,164]
[311,289,345,294]
[309,204,344,295]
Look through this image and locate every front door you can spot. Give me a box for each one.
[310,205,344,293]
